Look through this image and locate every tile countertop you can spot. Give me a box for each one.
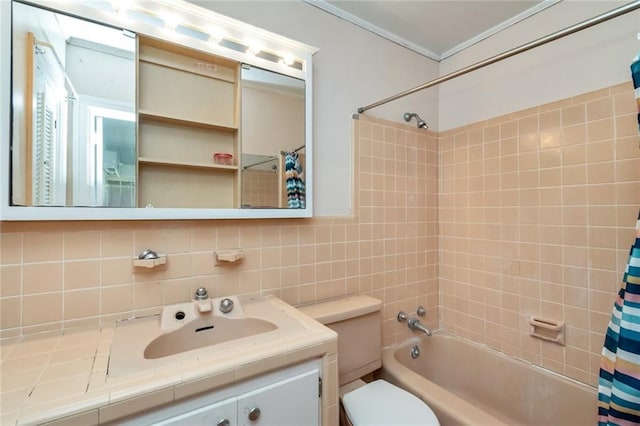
[0,296,338,426]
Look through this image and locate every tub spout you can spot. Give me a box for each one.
[407,318,432,336]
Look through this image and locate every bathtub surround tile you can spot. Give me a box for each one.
[439,83,638,387]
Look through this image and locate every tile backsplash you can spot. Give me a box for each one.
[0,114,440,350]
[438,82,639,386]
[1,82,638,387]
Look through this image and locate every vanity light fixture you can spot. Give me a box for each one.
[101,0,309,70]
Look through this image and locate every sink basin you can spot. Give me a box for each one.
[144,316,277,359]
[108,295,306,378]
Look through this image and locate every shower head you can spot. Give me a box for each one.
[403,112,428,130]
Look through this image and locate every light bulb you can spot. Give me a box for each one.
[245,40,261,56]
[208,28,225,44]
[280,54,295,66]
[163,13,180,30]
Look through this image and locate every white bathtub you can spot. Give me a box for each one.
[380,332,597,426]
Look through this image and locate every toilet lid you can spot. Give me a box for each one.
[342,380,440,426]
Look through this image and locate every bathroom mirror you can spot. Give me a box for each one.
[240,66,306,209]
[1,0,315,220]
[10,1,136,208]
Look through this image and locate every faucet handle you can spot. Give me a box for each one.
[138,249,159,260]
[219,298,234,314]
[194,287,208,300]
[397,311,407,322]
[416,306,426,317]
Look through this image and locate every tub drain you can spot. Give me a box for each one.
[410,345,420,359]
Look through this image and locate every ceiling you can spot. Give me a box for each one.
[308,0,557,61]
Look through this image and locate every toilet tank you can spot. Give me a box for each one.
[299,295,382,386]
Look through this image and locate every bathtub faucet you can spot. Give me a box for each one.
[407,318,432,336]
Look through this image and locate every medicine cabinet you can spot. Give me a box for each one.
[0,0,316,220]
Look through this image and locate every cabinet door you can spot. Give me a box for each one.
[237,369,319,426]
[152,396,237,426]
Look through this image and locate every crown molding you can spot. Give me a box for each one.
[304,0,561,62]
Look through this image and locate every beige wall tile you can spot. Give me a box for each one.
[163,228,191,253]
[63,232,100,260]
[23,233,63,263]
[0,265,21,297]
[562,125,586,146]
[588,116,615,143]
[100,286,133,315]
[64,260,100,290]
[617,158,640,183]
[1,297,21,329]
[562,105,585,126]
[1,233,23,265]
[100,258,133,286]
[586,97,613,121]
[64,290,100,320]
[23,262,63,294]
[23,293,62,326]
[101,230,133,258]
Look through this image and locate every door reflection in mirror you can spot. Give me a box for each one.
[11,2,135,207]
[79,103,135,207]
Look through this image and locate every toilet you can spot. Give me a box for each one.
[299,295,440,426]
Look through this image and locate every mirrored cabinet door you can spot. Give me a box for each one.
[240,65,305,209]
[11,1,136,208]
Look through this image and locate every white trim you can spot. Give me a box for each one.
[302,0,440,61]
[305,0,561,62]
[0,1,12,218]
[439,0,562,60]
[0,206,312,221]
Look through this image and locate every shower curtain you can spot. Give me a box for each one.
[284,152,306,209]
[597,56,640,425]
[598,212,640,425]
[284,151,305,208]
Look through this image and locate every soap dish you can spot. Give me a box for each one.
[132,254,167,268]
[215,249,244,263]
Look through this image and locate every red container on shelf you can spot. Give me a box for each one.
[213,152,233,165]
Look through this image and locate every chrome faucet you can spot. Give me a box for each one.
[407,318,432,336]
[194,287,212,313]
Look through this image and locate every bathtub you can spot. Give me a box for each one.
[380,332,597,426]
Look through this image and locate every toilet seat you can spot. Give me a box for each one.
[341,379,440,426]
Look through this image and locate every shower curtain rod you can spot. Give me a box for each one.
[357,0,640,114]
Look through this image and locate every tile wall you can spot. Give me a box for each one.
[0,115,440,350]
[241,169,280,208]
[438,82,640,386]
[1,82,637,388]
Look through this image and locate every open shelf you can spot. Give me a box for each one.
[138,157,237,171]
[138,111,237,132]
[136,36,240,208]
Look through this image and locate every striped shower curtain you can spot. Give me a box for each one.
[284,151,305,209]
[598,212,640,425]
[597,56,640,424]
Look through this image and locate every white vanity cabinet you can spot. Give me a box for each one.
[119,360,321,426]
